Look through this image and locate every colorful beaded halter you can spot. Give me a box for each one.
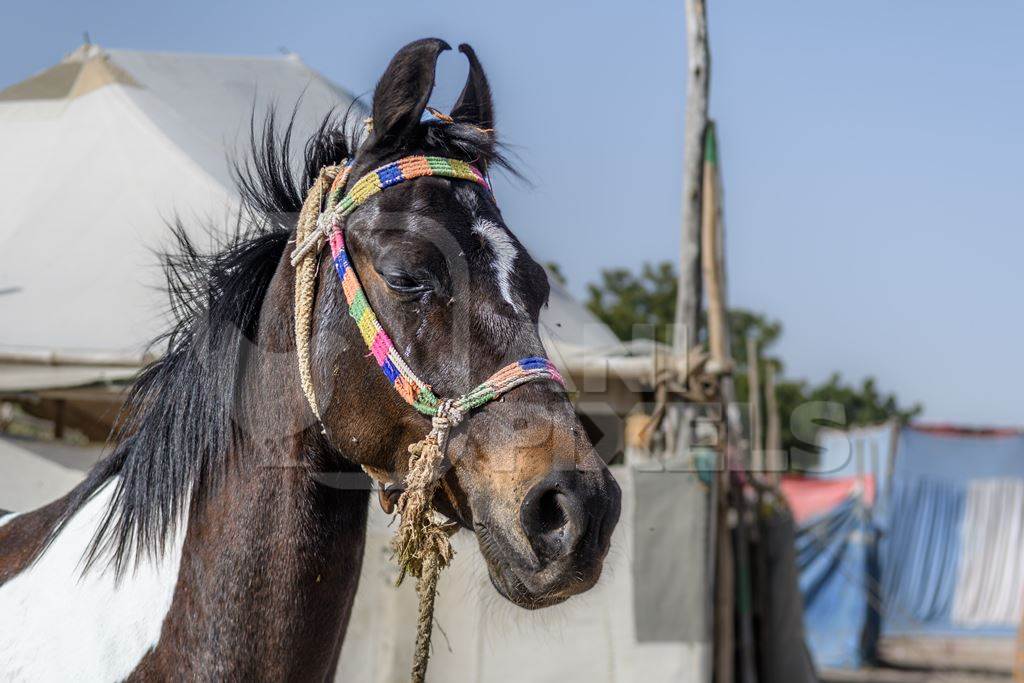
[289,155,565,683]
[291,155,564,419]
[290,150,571,683]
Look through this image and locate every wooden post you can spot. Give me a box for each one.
[702,122,727,369]
[764,363,782,482]
[746,335,762,473]
[701,121,736,683]
[678,5,724,682]
[702,121,745,468]
[675,0,709,355]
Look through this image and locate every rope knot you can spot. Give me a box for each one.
[316,212,336,240]
[431,399,464,434]
[393,401,462,589]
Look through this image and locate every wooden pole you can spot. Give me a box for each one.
[702,122,727,369]
[701,121,736,683]
[675,0,709,355]
[676,5,723,682]
[764,363,782,482]
[703,122,745,466]
[746,335,763,473]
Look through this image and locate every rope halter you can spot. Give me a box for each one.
[290,154,564,683]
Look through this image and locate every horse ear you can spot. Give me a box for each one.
[450,44,494,130]
[369,38,451,150]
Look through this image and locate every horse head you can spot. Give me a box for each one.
[307,38,621,609]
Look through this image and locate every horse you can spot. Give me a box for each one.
[0,38,621,681]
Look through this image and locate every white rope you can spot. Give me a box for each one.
[290,213,337,267]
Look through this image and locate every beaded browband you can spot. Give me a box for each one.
[290,154,565,419]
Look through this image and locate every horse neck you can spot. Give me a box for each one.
[142,455,370,679]
[139,257,373,680]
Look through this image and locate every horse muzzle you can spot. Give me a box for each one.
[476,466,621,610]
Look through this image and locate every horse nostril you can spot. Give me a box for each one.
[521,478,581,562]
[537,489,569,534]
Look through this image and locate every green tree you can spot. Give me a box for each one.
[584,262,678,345]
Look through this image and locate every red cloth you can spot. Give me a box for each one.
[780,475,875,524]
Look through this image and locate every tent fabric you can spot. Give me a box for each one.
[793,493,878,669]
[631,464,711,644]
[951,479,1024,626]
[0,45,140,102]
[0,62,91,101]
[814,423,895,489]
[880,477,964,630]
[780,476,875,525]
[0,45,359,363]
[795,424,1024,667]
[881,426,1024,636]
[894,427,1024,483]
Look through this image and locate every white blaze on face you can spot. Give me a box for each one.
[0,479,187,681]
[472,219,522,314]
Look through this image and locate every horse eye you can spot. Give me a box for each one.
[380,270,431,295]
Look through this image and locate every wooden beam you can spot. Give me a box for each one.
[764,362,783,482]
[677,7,735,682]
[702,122,728,370]
[0,350,150,367]
[746,335,763,473]
[701,122,736,683]
[675,0,710,355]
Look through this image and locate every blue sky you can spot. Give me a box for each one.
[4,1,1022,426]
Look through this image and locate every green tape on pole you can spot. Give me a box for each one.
[704,121,718,165]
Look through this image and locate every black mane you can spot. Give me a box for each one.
[50,107,353,572]
[50,104,516,573]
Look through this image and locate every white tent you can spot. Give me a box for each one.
[0,45,358,373]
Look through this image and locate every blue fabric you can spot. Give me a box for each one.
[879,477,964,632]
[796,426,1024,665]
[796,497,878,669]
[879,426,1022,636]
[816,425,895,485]
[894,428,1024,483]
